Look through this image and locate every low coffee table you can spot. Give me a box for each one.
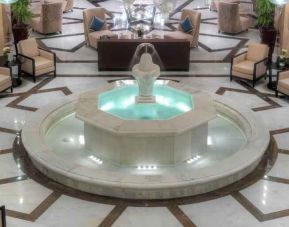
[97,38,190,71]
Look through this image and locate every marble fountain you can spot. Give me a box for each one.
[22,44,270,199]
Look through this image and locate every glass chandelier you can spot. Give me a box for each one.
[269,0,289,5]
[0,0,18,4]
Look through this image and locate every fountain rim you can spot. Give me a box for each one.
[20,82,270,199]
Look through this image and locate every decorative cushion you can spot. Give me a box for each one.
[90,16,104,31]
[180,17,193,33]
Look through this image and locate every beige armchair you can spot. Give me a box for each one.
[64,0,74,12]
[210,0,239,11]
[0,67,13,93]
[31,0,68,16]
[230,43,269,87]
[31,2,63,34]
[83,7,118,49]
[218,2,250,34]
[276,70,289,97]
[164,9,201,48]
[18,38,56,83]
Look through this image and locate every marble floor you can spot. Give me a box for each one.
[1,0,289,226]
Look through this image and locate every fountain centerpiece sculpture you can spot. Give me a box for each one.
[132,43,160,103]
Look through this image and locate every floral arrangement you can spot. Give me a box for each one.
[278,49,289,68]
[280,49,288,60]
[2,47,12,57]
[137,27,144,38]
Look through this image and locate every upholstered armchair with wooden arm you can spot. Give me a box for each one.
[276,70,289,97]
[230,43,269,87]
[31,2,63,34]
[0,67,13,93]
[64,0,74,12]
[164,9,201,48]
[218,2,250,34]
[83,7,117,49]
[18,38,56,83]
[210,0,239,11]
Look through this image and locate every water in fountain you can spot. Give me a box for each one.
[129,43,164,71]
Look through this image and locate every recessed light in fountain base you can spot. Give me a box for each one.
[186,155,201,164]
[137,165,158,170]
[89,155,103,164]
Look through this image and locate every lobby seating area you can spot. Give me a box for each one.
[230,43,269,87]
[18,38,56,82]
[0,67,12,93]
[218,2,250,34]
[83,7,118,49]
[164,9,201,47]
[1,0,289,226]
[31,2,63,34]
[276,70,289,97]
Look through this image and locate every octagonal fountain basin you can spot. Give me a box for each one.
[21,81,270,199]
[76,81,216,166]
[98,84,193,120]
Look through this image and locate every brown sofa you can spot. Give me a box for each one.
[31,2,63,34]
[164,9,201,48]
[218,2,250,34]
[83,7,117,49]
[276,70,289,97]
[0,67,12,93]
[18,38,56,83]
[230,43,269,87]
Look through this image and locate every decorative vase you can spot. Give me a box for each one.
[259,27,277,63]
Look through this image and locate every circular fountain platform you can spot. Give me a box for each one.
[22,81,270,199]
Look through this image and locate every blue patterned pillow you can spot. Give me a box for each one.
[90,16,105,31]
[180,17,193,33]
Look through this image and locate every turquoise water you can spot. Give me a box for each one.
[98,85,193,120]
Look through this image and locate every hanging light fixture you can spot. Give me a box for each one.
[269,0,289,5]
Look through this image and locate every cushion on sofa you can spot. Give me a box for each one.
[180,17,193,33]
[90,16,104,31]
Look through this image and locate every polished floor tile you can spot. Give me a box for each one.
[180,196,261,227]
[0,179,52,213]
[241,180,289,214]
[36,195,114,227]
[112,207,182,227]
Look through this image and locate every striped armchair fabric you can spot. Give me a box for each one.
[31,2,63,34]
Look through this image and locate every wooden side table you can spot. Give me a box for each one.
[268,59,289,90]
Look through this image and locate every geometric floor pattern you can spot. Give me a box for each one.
[1,0,289,226]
